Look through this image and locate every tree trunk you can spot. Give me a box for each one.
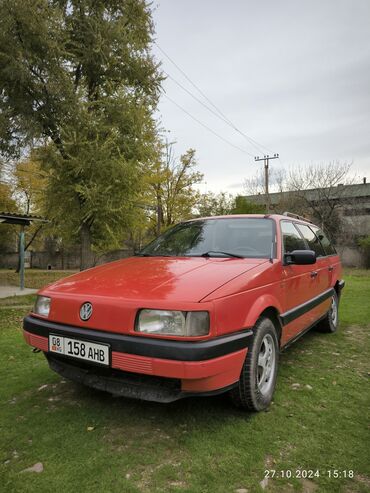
[80,222,93,271]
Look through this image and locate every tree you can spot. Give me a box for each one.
[286,162,353,240]
[231,196,265,214]
[196,192,265,217]
[358,236,370,269]
[161,148,203,228]
[244,166,287,196]
[145,144,203,235]
[0,179,18,252]
[12,157,48,265]
[13,157,46,216]
[196,191,234,217]
[0,0,162,269]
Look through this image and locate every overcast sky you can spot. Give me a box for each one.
[152,0,370,195]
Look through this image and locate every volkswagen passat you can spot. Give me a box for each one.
[23,214,344,411]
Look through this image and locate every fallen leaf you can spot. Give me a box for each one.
[305,384,313,390]
[38,385,48,391]
[260,477,269,490]
[21,462,44,473]
[87,426,95,431]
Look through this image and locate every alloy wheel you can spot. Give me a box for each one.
[257,334,276,396]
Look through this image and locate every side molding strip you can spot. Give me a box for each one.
[280,288,334,326]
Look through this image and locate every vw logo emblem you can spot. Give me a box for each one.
[80,302,93,321]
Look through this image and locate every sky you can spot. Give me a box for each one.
[151,0,370,195]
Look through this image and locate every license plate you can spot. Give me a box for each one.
[49,334,110,366]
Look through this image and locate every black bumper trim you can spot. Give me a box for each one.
[24,315,252,362]
[280,287,335,326]
[46,354,238,403]
[337,279,345,292]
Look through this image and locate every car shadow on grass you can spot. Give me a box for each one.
[72,380,253,421]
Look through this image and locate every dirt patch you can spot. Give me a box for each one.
[138,456,185,491]
[344,325,369,344]
[300,478,318,493]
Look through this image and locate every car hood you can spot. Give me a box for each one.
[43,256,266,303]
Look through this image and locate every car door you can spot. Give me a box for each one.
[295,223,331,322]
[310,225,340,288]
[280,220,319,345]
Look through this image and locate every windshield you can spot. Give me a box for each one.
[139,218,274,258]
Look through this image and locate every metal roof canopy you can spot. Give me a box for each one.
[0,212,49,291]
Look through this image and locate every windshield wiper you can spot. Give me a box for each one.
[200,250,244,259]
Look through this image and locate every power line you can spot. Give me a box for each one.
[166,73,229,124]
[165,72,265,155]
[163,93,254,157]
[156,42,273,155]
[166,72,266,155]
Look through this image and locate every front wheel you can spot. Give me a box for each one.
[230,317,279,411]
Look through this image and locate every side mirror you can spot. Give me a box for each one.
[284,249,316,265]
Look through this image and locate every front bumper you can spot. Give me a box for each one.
[23,315,252,402]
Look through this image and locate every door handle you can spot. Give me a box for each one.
[328,266,334,272]
[310,271,318,278]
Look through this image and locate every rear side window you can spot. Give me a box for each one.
[310,226,336,255]
[296,224,325,257]
[281,221,307,253]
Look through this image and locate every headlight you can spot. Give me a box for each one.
[136,309,209,336]
[33,296,51,317]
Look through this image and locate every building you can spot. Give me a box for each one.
[244,180,370,266]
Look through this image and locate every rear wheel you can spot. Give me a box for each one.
[316,291,339,333]
[230,317,279,411]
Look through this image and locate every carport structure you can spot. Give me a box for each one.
[0,212,48,290]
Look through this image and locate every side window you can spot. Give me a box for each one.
[310,226,336,255]
[296,224,325,257]
[281,221,307,253]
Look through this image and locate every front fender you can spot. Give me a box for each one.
[243,293,283,329]
[213,288,283,337]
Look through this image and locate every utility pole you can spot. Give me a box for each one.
[254,154,279,213]
[19,225,25,290]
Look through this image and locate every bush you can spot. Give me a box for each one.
[358,236,370,269]
[231,197,265,214]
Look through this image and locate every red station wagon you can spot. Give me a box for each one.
[23,213,344,411]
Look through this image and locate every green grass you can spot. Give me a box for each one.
[0,269,77,290]
[0,272,369,493]
[0,294,36,308]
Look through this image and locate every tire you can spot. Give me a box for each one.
[230,317,279,411]
[316,291,339,333]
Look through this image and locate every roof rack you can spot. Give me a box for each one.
[282,211,313,224]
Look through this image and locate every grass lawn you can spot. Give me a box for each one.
[0,269,77,290]
[0,270,369,493]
